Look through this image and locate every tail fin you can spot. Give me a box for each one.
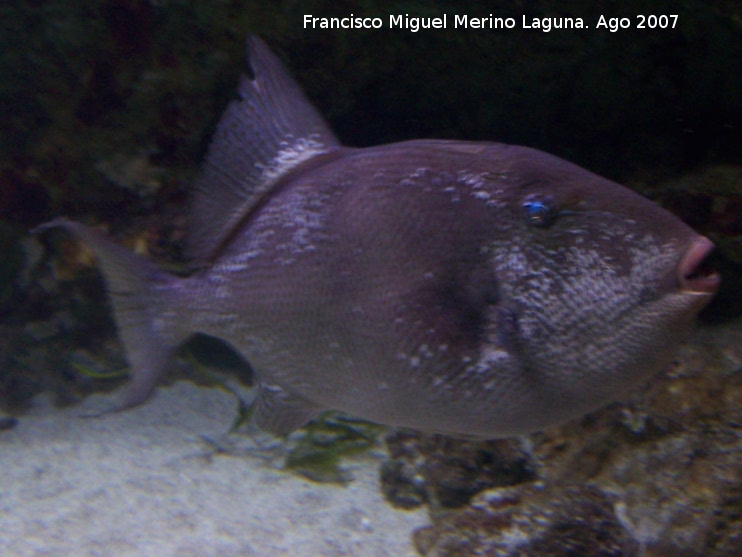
[34,218,187,408]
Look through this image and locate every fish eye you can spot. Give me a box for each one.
[521,195,557,227]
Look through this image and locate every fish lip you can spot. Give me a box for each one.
[678,236,720,295]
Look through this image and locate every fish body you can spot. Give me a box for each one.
[38,37,719,438]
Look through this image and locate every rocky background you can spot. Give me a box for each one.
[0,1,740,555]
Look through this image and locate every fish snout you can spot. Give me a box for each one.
[678,236,720,295]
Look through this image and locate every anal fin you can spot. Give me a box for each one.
[251,381,322,436]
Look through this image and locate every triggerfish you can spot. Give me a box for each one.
[36,36,719,438]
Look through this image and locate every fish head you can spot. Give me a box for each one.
[468,144,719,428]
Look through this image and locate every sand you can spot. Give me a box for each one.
[0,382,428,556]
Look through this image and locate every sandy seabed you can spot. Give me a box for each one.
[0,382,428,556]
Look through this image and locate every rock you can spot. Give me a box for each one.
[388,319,742,556]
[382,432,535,511]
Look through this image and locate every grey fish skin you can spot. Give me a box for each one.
[36,36,719,438]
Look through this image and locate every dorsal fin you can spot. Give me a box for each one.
[187,35,341,262]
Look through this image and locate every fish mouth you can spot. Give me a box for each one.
[678,236,720,295]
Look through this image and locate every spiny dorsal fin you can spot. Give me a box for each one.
[187,35,341,262]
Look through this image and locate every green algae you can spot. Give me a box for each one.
[70,361,128,380]
[284,413,385,484]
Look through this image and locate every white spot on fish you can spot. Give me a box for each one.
[215,285,231,299]
[468,345,511,375]
[256,136,327,183]
[457,171,485,188]
[418,344,434,359]
[207,273,233,300]
[399,167,430,187]
[248,182,342,266]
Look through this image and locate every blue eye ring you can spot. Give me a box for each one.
[522,195,557,227]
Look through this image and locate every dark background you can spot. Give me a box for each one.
[1,1,739,211]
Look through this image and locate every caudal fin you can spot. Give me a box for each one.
[34,218,187,408]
